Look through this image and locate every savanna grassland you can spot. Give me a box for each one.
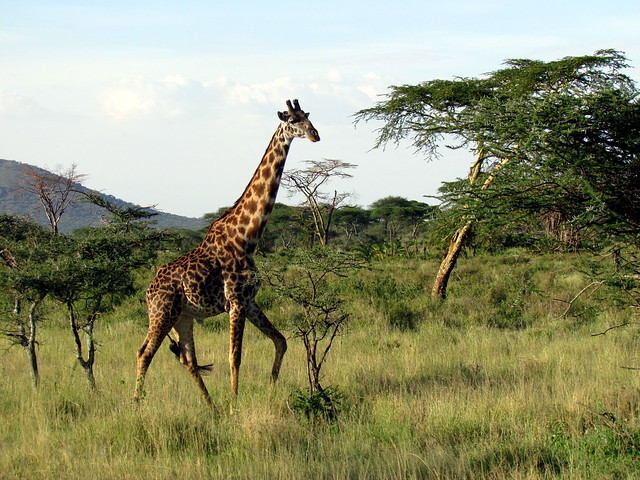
[2,252,640,479]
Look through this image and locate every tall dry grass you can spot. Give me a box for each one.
[1,251,639,479]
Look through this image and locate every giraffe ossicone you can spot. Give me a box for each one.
[134,99,320,407]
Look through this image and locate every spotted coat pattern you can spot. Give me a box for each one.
[134,100,320,407]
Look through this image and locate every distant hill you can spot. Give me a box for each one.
[0,159,207,233]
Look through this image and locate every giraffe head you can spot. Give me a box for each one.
[277,99,320,143]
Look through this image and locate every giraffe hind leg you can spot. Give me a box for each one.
[247,302,287,383]
[172,315,215,407]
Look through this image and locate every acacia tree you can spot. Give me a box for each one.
[20,164,86,235]
[355,49,636,298]
[283,159,356,247]
[81,192,158,230]
[51,197,165,388]
[260,203,311,251]
[332,206,373,243]
[0,215,53,387]
[1,196,165,389]
[369,196,435,243]
[261,248,364,406]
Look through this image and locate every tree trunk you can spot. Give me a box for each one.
[68,300,99,389]
[15,299,42,388]
[431,149,511,300]
[303,334,321,394]
[431,221,473,299]
[25,300,40,388]
[2,261,42,387]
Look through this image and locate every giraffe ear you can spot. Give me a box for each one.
[278,111,289,122]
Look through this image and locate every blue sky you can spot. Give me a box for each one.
[2,1,639,217]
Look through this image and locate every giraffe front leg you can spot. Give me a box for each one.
[134,360,149,402]
[134,340,149,402]
[228,303,246,397]
[172,315,215,408]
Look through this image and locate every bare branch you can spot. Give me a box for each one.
[560,281,605,317]
[591,322,640,337]
[19,164,87,235]
[283,159,356,246]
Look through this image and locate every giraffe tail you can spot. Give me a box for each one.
[198,364,213,374]
[167,334,213,374]
[168,335,181,358]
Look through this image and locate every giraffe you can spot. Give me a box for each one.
[134,99,320,407]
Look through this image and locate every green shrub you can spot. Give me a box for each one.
[549,414,640,477]
[359,274,423,330]
[288,386,344,423]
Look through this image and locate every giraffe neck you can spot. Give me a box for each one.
[203,123,293,255]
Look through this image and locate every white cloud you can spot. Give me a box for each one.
[0,89,16,114]
[305,70,390,104]
[356,84,381,100]
[99,78,157,121]
[227,77,296,105]
[163,75,188,88]
[203,77,230,89]
[0,89,52,118]
[327,70,343,82]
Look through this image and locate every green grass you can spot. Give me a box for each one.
[2,251,640,479]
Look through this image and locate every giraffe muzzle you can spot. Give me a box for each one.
[308,130,320,142]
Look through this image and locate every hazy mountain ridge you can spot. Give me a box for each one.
[0,159,206,233]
